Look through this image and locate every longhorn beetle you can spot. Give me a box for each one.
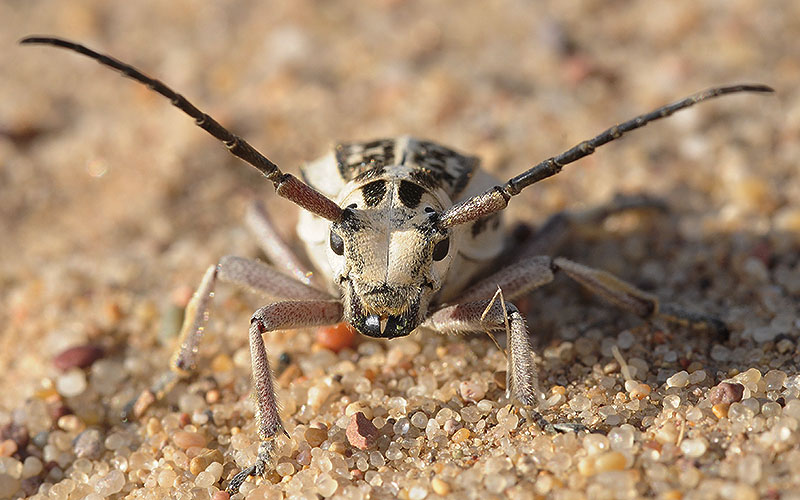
[21,36,773,493]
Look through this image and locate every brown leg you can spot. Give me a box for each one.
[245,200,318,287]
[228,299,343,494]
[123,255,333,421]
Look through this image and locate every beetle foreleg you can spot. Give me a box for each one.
[227,299,343,494]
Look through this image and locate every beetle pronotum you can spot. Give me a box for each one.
[20,36,773,493]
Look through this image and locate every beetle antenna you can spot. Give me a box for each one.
[439,84,774,228]
[20,36,343,222]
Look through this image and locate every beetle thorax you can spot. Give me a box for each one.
[327,177,454,338]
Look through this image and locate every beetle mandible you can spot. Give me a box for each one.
[20,36,773,493]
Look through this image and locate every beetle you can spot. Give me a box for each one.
[20,36,773,493]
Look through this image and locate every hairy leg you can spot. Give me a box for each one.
[123,255,333,420]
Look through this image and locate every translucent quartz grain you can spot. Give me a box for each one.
[316,473,338,496]
[94,469,125,495]
[608,425,635,450]
[663,394,681,410]
[460,405,482,423]
[583,433,610,455]
[569,395,591,412]
[194,470,216,488]
[666,371,690,388]
[764,370,787,391]
[410,412,428,429]
[393,418,411,436]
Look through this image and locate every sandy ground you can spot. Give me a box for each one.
[1,1,799,499]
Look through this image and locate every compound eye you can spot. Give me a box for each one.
[330,231,344,255]
[432,237,450,261]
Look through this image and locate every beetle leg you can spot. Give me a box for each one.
[227,299,343,494]
[122,256,333,421]
[552,257,728,337]
[246,199,319,288]
[424,299,583,433]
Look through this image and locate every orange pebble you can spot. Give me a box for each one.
[316,323,357,352]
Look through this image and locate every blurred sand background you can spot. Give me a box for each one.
[1,1,799,499]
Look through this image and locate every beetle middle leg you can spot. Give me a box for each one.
[426,251,727,431]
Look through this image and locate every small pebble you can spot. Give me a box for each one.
[666,371,690,388]
[189,448,223,475]
[94,469,125,495]
[625,381,651,399]
[195,470,216,488]
[21,456,43,479]
[593,451,627,472]
[410,411,428,429]
[680,438,708,458]
[53,344,104,371]
[0,474,20,498]
[459,379,488,402]
[212,491,230,500]
[452,428,471,444]
[56,369,88,397]
[173,430,207,450]
[0,440,17,458]
[304,427,328,447]
[431,476,450,495]
[712,403,730,419]
[709,382,745,405]
[316,323,357,352]
[57,414,84,433]
[346,412,378,450]
[73,429,103,460]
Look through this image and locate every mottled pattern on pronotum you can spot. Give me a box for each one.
[20,35,773,494]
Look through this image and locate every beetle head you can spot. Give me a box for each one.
[327,180,453,338]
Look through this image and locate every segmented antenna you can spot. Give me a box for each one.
[20,36,283,183]
[20,36,344,222]
[504,84,774,196]
[440,83,774,228]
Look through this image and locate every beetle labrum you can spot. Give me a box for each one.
[20,36,773,493]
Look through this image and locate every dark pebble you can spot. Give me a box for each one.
[52,344,104,371]
[709,382,745,405]
[346,412,378,450]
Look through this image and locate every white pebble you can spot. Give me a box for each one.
[56,369,87,397]
[680,438,708,457]
[22,456,43,478]
[194,470,215,488]
[666,371,689,388]
[408,485,429,500]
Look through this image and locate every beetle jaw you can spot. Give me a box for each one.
[342,281,428,338]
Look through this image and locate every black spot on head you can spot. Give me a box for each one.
[339,207,364,232]
[361,180,387,207]
[398,181,425,209]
